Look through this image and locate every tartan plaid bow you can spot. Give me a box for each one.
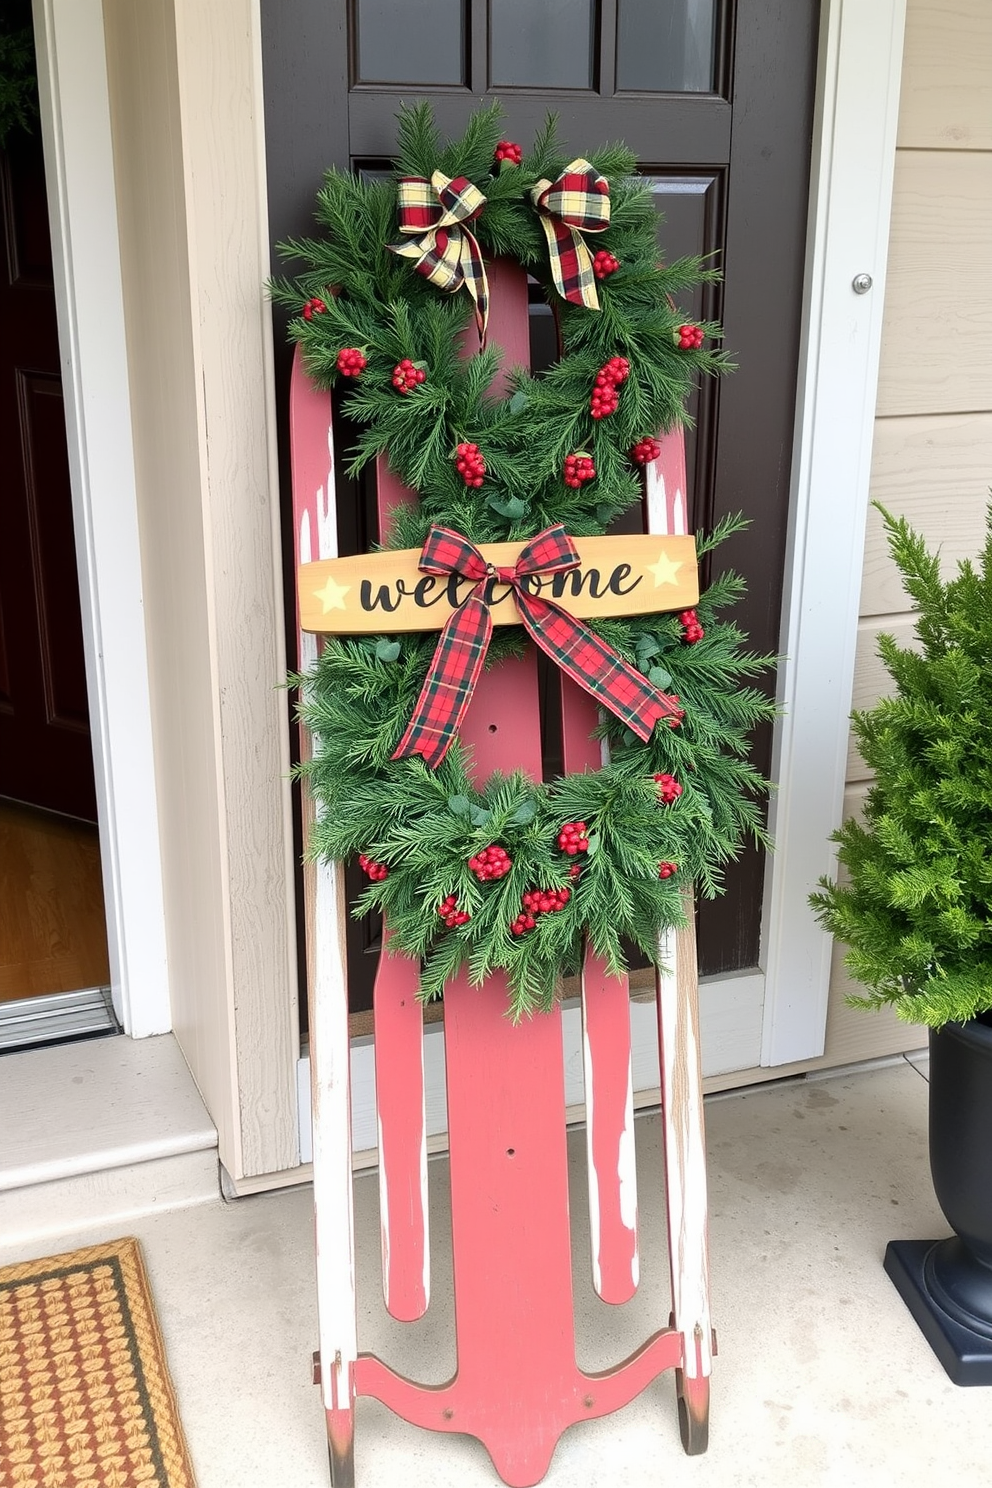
[389,171,490,341]
[530,159,611,312]
[392,525,684,768]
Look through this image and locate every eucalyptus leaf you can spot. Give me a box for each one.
[375,638,401,662]
[488,494,528,520]
[586,832,600,857]
[648,665,672,688]
[508,798,538,826]
[508,390,529,415]
[448,794,471,818]
[469,805,492,826]
[635,636,660,663]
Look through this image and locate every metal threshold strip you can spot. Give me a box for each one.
[0,987,120,1055]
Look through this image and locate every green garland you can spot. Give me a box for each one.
[274,104,776,1017]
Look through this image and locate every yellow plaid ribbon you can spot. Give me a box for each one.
[389,171,490,341]
[530,158,611,312]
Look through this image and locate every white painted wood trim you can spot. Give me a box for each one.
[656,921,711,1379]
[760,0,908,1066]
[32,0,170,1037]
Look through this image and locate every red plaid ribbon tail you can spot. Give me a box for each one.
[392,524,684,769]
[530,159,611,311]
[391,594,492,768]
[514,591,684,742]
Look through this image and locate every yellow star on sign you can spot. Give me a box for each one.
[648,549,682,587]
[314,575,350,613]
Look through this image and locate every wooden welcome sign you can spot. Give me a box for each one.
[299,532,699,634]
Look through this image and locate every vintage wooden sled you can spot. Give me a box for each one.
[291,261,713,1487]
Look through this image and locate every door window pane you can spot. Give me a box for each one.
[617,0,717,92]
[355,0,465,85]
[490,0,594,89]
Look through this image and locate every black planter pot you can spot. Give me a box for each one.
[885,1014,992,1385]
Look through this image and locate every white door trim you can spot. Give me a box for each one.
[32,0,170,1037]
[759,0,907,1066]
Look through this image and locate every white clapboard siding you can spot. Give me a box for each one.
[876,150,992,417]
[863,414,992,616]
[897,0,992,150]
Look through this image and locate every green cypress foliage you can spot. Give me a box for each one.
[810,503,992,1028]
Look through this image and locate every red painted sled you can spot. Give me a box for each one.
[292,262,713,1487]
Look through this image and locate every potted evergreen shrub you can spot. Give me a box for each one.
[810,502,992,1385]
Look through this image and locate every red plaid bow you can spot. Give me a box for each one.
[392,525,684,768]
[388,171,489,341]
[530,159,611,312]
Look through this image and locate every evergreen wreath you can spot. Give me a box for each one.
[272,103,776,1017]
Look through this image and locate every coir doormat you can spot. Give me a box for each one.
[0,1237,196,1487]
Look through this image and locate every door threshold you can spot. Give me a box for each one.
[0,986,120,1055]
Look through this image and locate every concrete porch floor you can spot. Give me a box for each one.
[3,1055,989,1487]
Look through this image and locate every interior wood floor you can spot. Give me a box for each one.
[0,798,110,1003]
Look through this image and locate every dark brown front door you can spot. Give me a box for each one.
[262,0,819,981]
[0,126,97,822]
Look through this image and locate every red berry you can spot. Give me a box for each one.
[469,844,512,882]
[569,863,582,880]
[676,324,705,350]
[438,895,470,928]
[303,297,326,320]
[658,862,678,880]
[392,360,426,395]
[336,347,367,378]
[494,140,523,166]
[358,852,388,881]
[563,453,596,489]
[654,773,683,805]
[593,249,620,279]
[589,357,629,418]
[557,821,591,855]
[454,441,486,489]
[678,609,705,643]
[631,437,663,466]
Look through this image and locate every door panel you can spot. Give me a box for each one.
[14,370,89,734]
[262,0,818,985]
[0,131,97,821]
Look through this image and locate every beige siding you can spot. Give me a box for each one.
[862,414,992,615]
[876,151,992,417]
[897,0,992,150]
[828,0,992,1062]
[103,0,299,1180]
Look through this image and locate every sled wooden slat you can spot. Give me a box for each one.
[290,356,358,1481]
[372,928,429,1322]
[646,423,714,1446]
[559,679,640,1305]
[371,457,431,1325]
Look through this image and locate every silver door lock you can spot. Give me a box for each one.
[852,273,873,294]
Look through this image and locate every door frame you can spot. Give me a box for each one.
[34,0,907,1163]
[760,0,907,1064]
[32,0,170,1038]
